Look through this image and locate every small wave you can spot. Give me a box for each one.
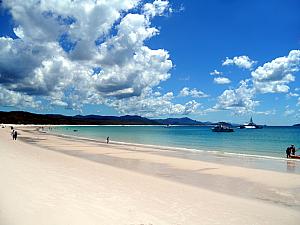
[48,129,290,162]
[219,151,285,161]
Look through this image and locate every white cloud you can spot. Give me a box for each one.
[284,105,300,118]
[213,80,259,115]
[213,77,231,84]
[210,69,222,76]
[284,106,295,116]
[251,50,300,93]
[179,87,208,98]
[143,0,170,18]
[255,110,276,116]
[223,55,256,69]
[95,46,172,98]
[107,88,200,117]
[298,97,300,106]
[286,92,299,97]
[0,85,39,108]
[0,0,180,116]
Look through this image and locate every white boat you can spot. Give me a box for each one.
[244,124,256,129]
[240,117,262,129]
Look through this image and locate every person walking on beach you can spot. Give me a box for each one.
[286,146,291,158]
[11,129,17,140]
[106,136,109,144]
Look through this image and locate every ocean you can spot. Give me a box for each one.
[51,125,300,159]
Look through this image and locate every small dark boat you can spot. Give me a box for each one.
[290,155,300,159]
[212,125,234,132]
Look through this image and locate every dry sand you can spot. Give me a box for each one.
[0,126,299,225]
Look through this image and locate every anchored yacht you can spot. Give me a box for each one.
[240,117,263,129]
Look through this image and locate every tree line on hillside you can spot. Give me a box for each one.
[0,111,216,125]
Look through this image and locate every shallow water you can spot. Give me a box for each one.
[51,125,300,158]
[47,125,300,173]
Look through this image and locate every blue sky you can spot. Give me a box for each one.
[0,0,299,125]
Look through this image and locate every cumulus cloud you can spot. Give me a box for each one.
[179,87,208,98]
[213,77,231,84]
[143,0,171,18]
[210,69,222,76]
[0,0,198,116]
[0,85,39,108]
[213,80,259,115]
[251,50,300,93]
[214,51,300,115]
[107,88,200,117]
[223,55,256,69]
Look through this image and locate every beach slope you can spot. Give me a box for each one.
[0,127,299,225]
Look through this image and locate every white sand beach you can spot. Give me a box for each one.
[0,126,300,225]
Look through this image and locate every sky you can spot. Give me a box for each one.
[0,0,299,125]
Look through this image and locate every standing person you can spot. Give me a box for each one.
[291,145,296,155]
[106,136,109,144]
[286,146,291,158]
[11,129,15,140]
[14,130,18,140]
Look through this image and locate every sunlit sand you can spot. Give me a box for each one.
[0,126,299,225]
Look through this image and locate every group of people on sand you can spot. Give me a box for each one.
[11,127,18,140]
[286,144,296,158]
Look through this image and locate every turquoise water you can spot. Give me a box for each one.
[51,126,300,158]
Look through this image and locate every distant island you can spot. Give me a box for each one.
[0,111,221,126]
[0,111,275,127]
[293,124,300,127]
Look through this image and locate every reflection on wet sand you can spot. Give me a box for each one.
[287,160,297,173]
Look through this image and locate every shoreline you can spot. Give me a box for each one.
[17,127,300,201]
[46,126,300,174]
[1,126,300,224]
